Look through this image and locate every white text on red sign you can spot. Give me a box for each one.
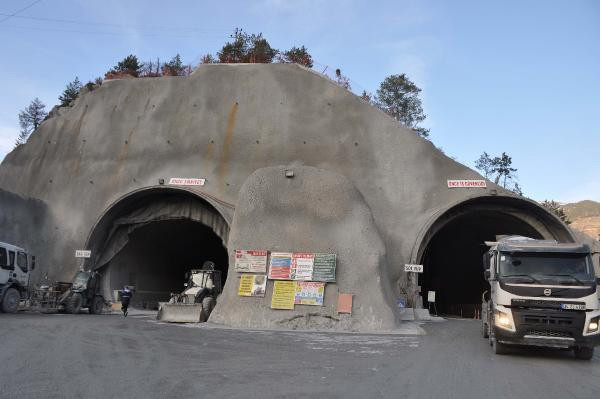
[169,178,206,186]
[447,180,487,188]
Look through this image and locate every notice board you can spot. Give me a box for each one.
[234,250,268,273]
[238,275,267,297]
[271,281,296,310]
[268,252,293,280]
[312,253,337,282]
[295,281,325,306]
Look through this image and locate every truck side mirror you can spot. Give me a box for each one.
[484,270,491,280]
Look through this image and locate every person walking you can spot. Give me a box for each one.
[119,286,133,317]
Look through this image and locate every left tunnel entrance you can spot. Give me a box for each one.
[86,188,230,309]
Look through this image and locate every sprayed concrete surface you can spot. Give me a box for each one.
[0,64,578,331]
[0,313,598,399]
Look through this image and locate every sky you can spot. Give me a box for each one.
[0,0,598,203]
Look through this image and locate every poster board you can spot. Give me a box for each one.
[294,281,325,306]
[312,253,337,282]
[337,293,353,314]
[428,291,436,303]
[291,253,315,280]
[234,250,268,273]
[268,252,293,280]
[238,275,267,297]
[271,281,296,310]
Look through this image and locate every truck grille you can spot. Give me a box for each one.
[523,314,573,326]
[526,329,573,338]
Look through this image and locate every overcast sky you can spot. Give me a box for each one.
[0,0,598,202]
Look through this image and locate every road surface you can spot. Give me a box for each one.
[0,312,598,398]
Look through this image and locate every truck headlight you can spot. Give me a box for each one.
[588,317,599,333]
[495,310,515,331]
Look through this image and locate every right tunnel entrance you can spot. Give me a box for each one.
[417,197,573,318]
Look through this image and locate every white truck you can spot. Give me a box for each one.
[482,236,600,360]
[0,241,35,313]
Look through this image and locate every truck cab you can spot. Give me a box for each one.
[482,236,600,359]
[0,241,35,313]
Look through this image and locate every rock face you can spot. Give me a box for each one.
[211,165,397,331]
[0,64,576,331]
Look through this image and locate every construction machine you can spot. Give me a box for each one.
[157,261,222,323]
[30,270,105,314]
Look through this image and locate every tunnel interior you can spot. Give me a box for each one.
[102,219,228,309]
[418,210,544,318]
[89,189,230,310]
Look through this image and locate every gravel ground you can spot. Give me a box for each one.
[0,312,598,399]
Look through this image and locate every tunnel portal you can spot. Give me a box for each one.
[417,197,572,318]
[86,188,230,309]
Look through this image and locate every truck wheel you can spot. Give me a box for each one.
[574,346,594,360]
[202,297,215,318]
[493,338,509,355]
[1,288,20,313]
[89,296,104,315]
[65,293,83,314]
[482,322,489,339]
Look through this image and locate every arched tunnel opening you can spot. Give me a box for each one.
[87,188,230,310]
[100,219,228,309]
[416,198,572,318]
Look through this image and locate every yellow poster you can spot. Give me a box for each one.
[238,275,267,297]
[238,275,254,296]
[271,280,296,310]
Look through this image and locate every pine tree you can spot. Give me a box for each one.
[16,98,47,147]
[58,77,82,107]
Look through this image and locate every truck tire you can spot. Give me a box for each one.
[65,293,83,314]
[89,296,104,315]
[202,296,215,318]
[493,338,509,355]
[574,346,594,360]
[1,288,20,313]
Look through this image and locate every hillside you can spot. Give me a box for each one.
[563,200,600,240]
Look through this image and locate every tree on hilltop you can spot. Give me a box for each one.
[58,77,82,107]
[16,98,47,147]
[375,74,429,138]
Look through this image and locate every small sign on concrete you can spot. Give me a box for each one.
[168,178,206,186]
[447,179,487,188]
[404,264,424,273]
[428,291,436,303]
[75,250,91,258]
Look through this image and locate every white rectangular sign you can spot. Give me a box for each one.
[168,178,206,186]
[234,250,268,273]
[447,180,487,188]
[75,250,91,258]
[428,291,436,303]
[404,264,424,273]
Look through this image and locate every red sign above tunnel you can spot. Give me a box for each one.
[447,180,487,188]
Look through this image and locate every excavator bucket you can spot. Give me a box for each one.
[156,303,206,323]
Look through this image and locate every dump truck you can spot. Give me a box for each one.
[482,236,600,359]
[30,270,104,314]
[157,261,222,323]
[0,241,35,313]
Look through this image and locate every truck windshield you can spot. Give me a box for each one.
[72,272,90,289]
[499,252,594,284]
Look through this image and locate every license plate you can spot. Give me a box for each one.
[560,304,586,310]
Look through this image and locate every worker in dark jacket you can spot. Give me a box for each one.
[119,286,133,317]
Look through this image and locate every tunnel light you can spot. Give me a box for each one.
[285,170,294,178]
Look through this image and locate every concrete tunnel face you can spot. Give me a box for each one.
[414,196,573,317]
[85,187,229,308]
